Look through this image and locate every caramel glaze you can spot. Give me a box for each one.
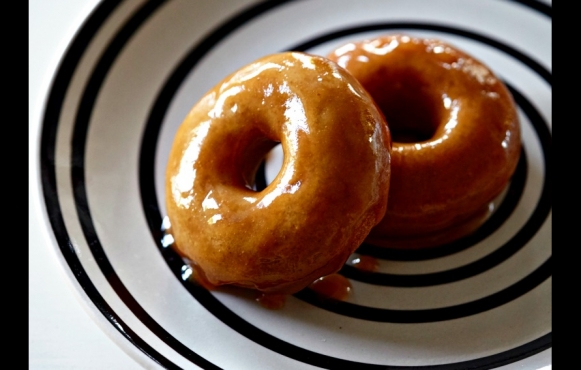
[328,35,521,249]
[308,273,352,302]
[255,273,353,310]
[255,292,287,310]
[165,52,391,294]
[351,255,379,273]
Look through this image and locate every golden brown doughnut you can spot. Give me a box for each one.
[165,52,391,294]
[327,35,521,249]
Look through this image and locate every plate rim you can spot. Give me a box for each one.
[37,0,552,368]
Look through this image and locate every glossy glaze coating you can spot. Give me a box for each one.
[165,52,391,293]
[328,35,521,249]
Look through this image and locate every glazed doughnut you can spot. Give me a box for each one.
[327,34,521,249]
[165,52,391,294]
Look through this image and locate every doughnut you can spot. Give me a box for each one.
[165,52,391,294]
[327,34,521,249]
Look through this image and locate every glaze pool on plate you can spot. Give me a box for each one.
[39,0,551,368]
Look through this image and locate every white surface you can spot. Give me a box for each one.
[29,1,552,369]
[29,0,142,368]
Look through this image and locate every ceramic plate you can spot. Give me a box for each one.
[38,0,552,368]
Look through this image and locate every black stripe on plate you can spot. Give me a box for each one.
[40,1,213,369]
[295,257,552,322]
[171,262,552,369]
[509,0,552,17]
[40,0,184,369]
[70,0,223,368]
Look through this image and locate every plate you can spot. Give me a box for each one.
[37,0,552,368]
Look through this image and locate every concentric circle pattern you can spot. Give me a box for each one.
[40,0,551,369]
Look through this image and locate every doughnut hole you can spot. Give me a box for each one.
[204,124,278,192]
[236,129,283,192]
[263,144,284,188]
[358,68,448,143]
[238,132,279,191]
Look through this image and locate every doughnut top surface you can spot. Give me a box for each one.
[328,35,521,248]
[165,52,391,293]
